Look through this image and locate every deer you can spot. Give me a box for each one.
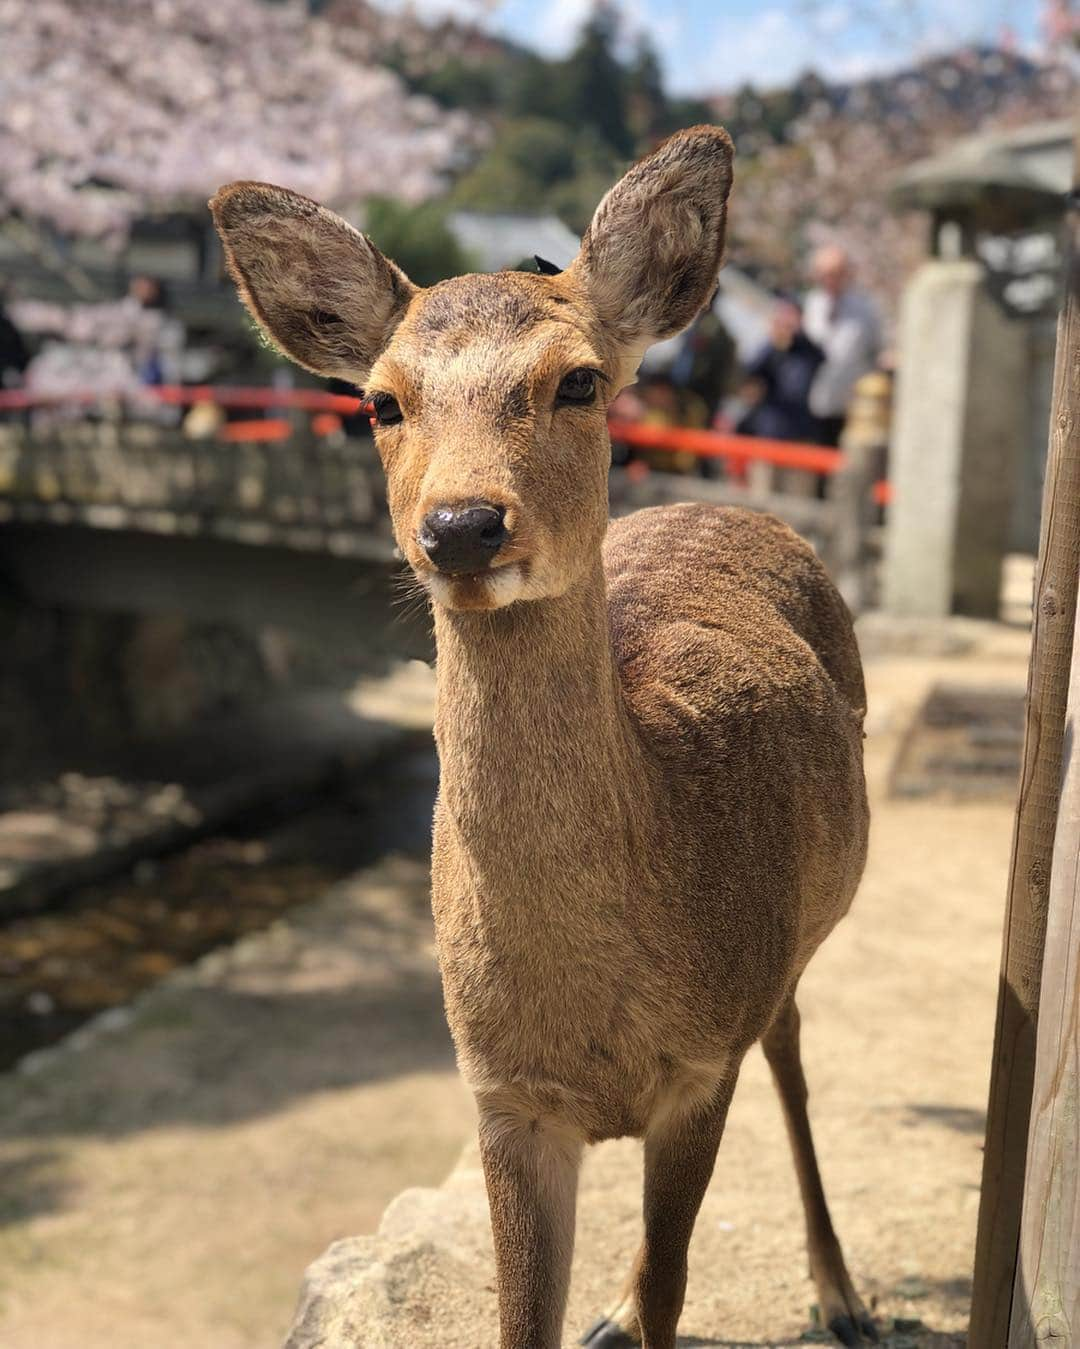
[211,124,876,1349]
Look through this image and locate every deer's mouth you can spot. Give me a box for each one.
[425,562,526,612]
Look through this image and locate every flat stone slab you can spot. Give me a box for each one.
[889,681,1025,799]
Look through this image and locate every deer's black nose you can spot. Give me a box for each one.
[419,504,508,574]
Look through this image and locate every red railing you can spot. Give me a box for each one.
[0,386,891,504]
[608,418,843,474]
[608,418,891,506]
[0,384,364,414]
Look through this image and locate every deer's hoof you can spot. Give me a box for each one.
[828,1312,880,1345]
[580,1316,638,1347]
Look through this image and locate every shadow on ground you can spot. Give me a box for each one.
[0,743,456,1257]
[676,1332,964,1348]
[901,1103,986,1134]
[0,1150,75,1228]
[0,969,454,1146]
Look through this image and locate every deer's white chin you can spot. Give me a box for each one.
[426,563,526,612]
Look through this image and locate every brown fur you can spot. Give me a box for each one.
[569,124,733,346]
[211,125,875,1349]
[209,181,415,381]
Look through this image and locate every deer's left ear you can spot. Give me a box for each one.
[210,182,416,384]
[568,125,734,349]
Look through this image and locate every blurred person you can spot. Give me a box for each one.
[0,293,29,425]
[803,244,881,446]
[0,293,29,388]
[127,274,184,387]
[609,375,705,476]
[608,383,645,467]
[669,305,738,421]
[640,371,682,427]
[640,372,706,474]
[736,295,824,444]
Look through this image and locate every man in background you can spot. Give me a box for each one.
[803,244,881,445]
[669,305,738,424]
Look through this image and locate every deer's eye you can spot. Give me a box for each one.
[370,393,403,426]
[556,368,597,405]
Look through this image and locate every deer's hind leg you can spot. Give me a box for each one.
[761,996,878,1346]
[582,1076,737,1349]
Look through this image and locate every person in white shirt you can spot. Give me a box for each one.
[803,245,881,445]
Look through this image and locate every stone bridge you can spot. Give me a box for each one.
[0,411,875,646]
[0,417,414,651]
[0,417,394,560]
[0,413,878,774]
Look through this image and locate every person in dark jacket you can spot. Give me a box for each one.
[0,298,29,388]
[736,295,824,443]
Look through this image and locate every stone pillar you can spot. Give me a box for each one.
[883,259,1027,617]
[829,371,892,614]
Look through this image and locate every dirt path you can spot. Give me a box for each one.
[0,622,1031,1348]
[0,850,475,1349]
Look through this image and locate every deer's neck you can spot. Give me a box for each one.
[432,563,650,894]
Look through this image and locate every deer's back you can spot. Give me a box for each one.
[605,504,868,1029]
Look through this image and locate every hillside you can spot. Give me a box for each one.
[2,0,1073,316]
[335,4,1074,310]
[713,47,1074,306]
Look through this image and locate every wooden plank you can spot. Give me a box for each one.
[1008,563,1080,1343]
[970,152,1080,1343]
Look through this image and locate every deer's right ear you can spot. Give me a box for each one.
[569,125,734,350]
[210,182,416,384]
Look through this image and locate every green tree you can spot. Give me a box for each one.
[362,197,472,286]
[546,128,621,233]
[450,118,621,234]
[625,35,666,141]
[451,118,581,213]
[501,52,571,123]
[561,2,633,155]
[413,58,500,111]
[658,95,716,138]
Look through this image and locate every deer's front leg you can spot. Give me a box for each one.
[478,1094,584,1349]
[583,1078,736,1349]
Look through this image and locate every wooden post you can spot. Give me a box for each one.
[1008,564,1080,1343]
[969,148,1080,1344]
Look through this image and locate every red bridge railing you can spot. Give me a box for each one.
[0,386,890,506]
[0,385,365,414]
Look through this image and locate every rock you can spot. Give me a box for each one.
[283,1149,498,1349]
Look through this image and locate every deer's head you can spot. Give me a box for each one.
[211,126,733,612]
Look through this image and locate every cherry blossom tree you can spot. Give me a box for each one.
[0,0,477,241]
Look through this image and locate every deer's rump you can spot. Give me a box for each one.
[604,502,869,985]
[605,503,866,722]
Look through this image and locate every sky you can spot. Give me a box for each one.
[384,0,1048,95]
